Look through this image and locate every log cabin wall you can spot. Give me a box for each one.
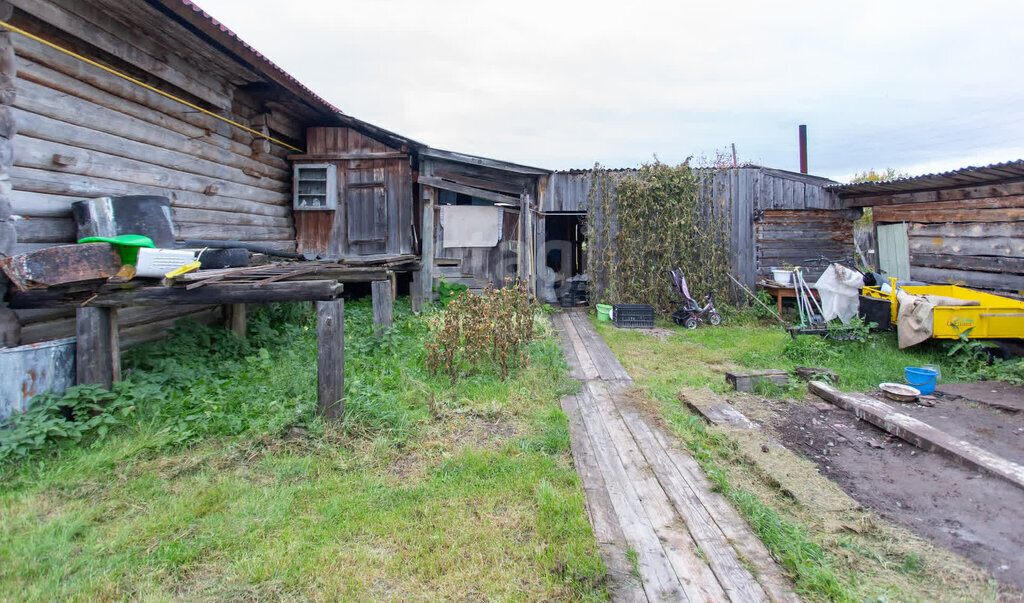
[292,126,414,258]
[2,0,326,346]
[840,178,1024,294]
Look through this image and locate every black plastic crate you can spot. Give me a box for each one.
[612,304,655,329]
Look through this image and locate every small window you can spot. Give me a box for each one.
[293,164,338,210]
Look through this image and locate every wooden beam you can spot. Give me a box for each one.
[417,175,519,206]
[289,152,407,161]
[76,306,114,388]
[908,235,1024,258]
[809,381,1024,491]
[227,303,246,338]
[316,299,344,420]
[874,206,1024,224]
[433,169,525,195]
[910,253,1024,274]
[909,266,1024,291]
[10,280,344,308]
[371,280,393,336]
[418,185,436,306]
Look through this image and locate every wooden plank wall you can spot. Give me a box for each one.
[869,186,1024,293]
[426,157,541,290]
[5,1,310,346]
[547,166,851,298]
[296,127,413,259]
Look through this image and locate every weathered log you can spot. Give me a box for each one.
[12,67,287,177]
[227,303,246,338]
[0,305,20,347]
[809,381,1024,491]
[316,299,344,420]
[371,279,393,336]
[173,207,292,229]
[10,0,233,109]
[909,266,1024,292]
[12,107,288,192]
[76,305,115,388]
[11,215,74,243]
[13,134,289,205]
[9,279,344,308]
[908,235,1024,258]
[910,253,1024,274]
[10,187,289,220]
[175,223,293,242]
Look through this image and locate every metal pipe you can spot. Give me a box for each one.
[799,125,808,174]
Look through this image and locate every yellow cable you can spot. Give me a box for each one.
[0,20,304,153]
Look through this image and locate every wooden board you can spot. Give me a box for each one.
[809,381,1024,491]
[567,312,632,382]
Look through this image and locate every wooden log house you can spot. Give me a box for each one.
[0,0,552,346]
[830,160,1024,295]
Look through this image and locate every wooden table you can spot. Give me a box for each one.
[760,283,819,316]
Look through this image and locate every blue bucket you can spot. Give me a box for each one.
[904,367,938,395]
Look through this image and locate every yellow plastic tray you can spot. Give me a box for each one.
[861,283,1024,339]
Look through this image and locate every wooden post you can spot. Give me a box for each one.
[410,272,423,312]
[76,306,115,388]
[371,279,393,336]
[0,5,18,347]
[109,308,121,382]
[316,299,344,420]
[417,185,435,305]
[227,303,246,338]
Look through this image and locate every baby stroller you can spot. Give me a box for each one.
[669,269,721,329]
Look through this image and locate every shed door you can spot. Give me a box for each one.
[877,222,910,280]
[346,165,387,252]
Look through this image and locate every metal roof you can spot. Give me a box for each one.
[827,159,1024,198]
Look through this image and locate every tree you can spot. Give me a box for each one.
[849,168,909,183]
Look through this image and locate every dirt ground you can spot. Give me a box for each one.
[730,389,1024,590]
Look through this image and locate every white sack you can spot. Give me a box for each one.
[814,264,864,323]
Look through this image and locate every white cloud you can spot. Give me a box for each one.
[199,0,1024,181]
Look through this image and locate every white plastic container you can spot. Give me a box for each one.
[134,248,196,278]
[771,269,793,287]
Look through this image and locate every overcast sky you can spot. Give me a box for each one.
[201,0,1024,182]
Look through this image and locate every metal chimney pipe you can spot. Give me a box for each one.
[798,125,808,174]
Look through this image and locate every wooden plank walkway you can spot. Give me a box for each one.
[552,311,798,602]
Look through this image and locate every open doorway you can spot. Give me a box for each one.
[544,213,587,305]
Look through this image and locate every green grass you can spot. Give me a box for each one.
[595,311,969,398]
[0,300,606,600]
[596,308,1002,601]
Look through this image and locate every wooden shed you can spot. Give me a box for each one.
[830,160,1024,295]
[0,0,435,348]
[541,165,857,295]
[416,148,549,300]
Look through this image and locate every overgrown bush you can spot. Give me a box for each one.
[426,279,537,382]
[587,161,730,314]
[0,383,142,461]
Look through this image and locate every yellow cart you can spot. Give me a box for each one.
[862,283,1024,339]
